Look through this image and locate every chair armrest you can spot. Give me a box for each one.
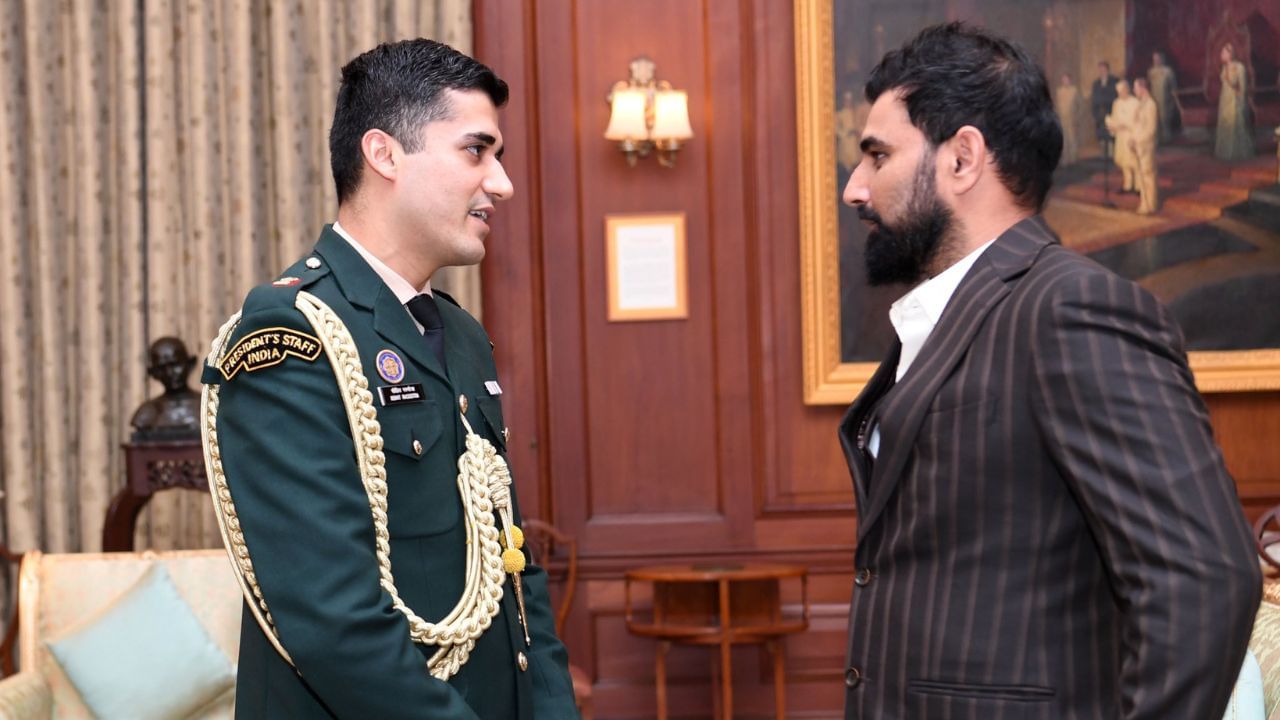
[0,671,52,720]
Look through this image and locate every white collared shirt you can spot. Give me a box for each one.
[332,221,433,333]
[869,238,996,458]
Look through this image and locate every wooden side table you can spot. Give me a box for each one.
[625,563,809,719]
[102,440,207,551]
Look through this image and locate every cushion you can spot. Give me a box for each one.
[45,563,235,720]
[1224,649,1266,720]
[1250,601,1280,719]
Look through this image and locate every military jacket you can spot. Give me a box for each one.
[204,226,578,719]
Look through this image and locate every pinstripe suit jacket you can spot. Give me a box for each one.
[839,216,1261,720]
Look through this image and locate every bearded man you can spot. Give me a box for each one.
[837,22,1258,720]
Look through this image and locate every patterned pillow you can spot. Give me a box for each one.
[45,563,235,720]
[1223,649,1265,720]
[1249,600,1280,719]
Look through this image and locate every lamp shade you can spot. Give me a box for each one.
[605,89,649,141]
[651,90,693,141]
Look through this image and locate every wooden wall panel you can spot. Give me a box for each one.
[573,1,723,520]
[470,0,551,522]
[1210,391,1280,522]
[518,0,761,557]
[748,0,857,519]
[477,1,1280,717]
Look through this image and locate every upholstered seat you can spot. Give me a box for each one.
[0,550,240,719]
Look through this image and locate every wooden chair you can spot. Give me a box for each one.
[1254,505,1280,571]
[522,519,593,720]
[0,541,24,677]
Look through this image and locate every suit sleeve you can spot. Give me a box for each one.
[214,305,480,720]
[1029,270,1260,720]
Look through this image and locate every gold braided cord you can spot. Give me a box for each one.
[201,311,295,666]
[202,291,512,681]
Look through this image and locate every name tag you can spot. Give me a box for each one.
[485,380,503,396]
[378,383,425,407]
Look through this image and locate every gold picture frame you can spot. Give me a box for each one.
[605,212,689,322]
[794,0,1280,404]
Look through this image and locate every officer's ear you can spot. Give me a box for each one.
[361,128,402,182]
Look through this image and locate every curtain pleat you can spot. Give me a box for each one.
[0,0,475,617]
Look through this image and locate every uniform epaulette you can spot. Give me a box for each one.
[242,254,331,315]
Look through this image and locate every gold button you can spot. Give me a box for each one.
[305,257,321,269]
[412,439,423,456]
[517,652,528,671]
[458,395,469,413]
[502,427,510,443]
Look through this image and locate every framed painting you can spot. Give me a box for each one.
[797,0,1280,404]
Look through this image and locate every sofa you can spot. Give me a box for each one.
[0,550,240,720]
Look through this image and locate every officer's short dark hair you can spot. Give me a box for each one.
[865,22,1062,211]
[329,38,509,204]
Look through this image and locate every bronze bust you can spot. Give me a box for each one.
[130,337,200,441]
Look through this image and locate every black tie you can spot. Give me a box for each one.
[405,294,448,372]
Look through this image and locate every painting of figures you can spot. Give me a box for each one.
[799,0,1280,402]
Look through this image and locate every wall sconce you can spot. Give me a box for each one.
[604,56,693,168]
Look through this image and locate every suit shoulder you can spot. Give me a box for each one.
[1027,244,1148,301]
[1025,245,1182,352]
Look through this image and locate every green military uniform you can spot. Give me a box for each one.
[201,226,578,719]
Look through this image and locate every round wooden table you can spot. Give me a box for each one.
[625,563,809,719]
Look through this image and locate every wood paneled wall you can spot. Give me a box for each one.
[474,2,1280,717]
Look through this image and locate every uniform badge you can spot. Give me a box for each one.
[376,349,405,384]
[218,327,322,380]
[272,277,301,287]
[378,383,425,407]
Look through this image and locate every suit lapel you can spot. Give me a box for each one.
[840,342,901,518]
[312,228,451,384]
[855,217,1057,542]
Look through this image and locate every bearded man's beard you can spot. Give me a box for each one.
[859,152,954,287]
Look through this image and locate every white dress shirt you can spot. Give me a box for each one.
[869,238,996,458]
[332,221,433,333]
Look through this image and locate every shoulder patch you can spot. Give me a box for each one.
[219,327,323,380]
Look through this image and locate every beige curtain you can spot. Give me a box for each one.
[1,0,475,565]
